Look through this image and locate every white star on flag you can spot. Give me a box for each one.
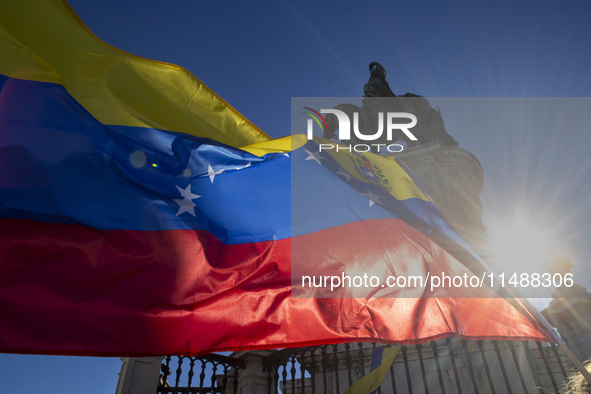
[174,184,200,216]
[304,149,325,165]
[236,162,251,170]
[204,165,223,183]
[335,168,353,182]
[360,189,381,207]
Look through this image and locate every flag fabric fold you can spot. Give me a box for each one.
[0,0,555,356]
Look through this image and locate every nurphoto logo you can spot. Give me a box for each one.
[303,106,418,153]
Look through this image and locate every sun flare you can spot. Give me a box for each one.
[487,216,558,275]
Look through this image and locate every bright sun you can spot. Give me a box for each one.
[486,215,558,275]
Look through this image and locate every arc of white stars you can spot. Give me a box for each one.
[360,189,381,208]
[304,149,325,165]
[174,184,200,216]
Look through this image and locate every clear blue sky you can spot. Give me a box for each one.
[2,0,590,392]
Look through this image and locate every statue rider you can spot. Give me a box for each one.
[363,62,396,98]
[358,62,403,150]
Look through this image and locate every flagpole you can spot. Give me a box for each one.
[519,297,591,386]
[449,238,591,385]
[559,343,591,385]
[461,254,591,385]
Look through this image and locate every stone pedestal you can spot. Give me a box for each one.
[230,350,274,394]
[396,141,487,253]
[115,356,164,394]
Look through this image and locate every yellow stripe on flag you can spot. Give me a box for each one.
[0,0,269,148]
[240,135,306,156]
[316,137,429,201]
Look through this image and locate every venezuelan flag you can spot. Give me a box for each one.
[345,346,399,394]
[0,1,554,356]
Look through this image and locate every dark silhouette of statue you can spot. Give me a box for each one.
[363,62,396,97]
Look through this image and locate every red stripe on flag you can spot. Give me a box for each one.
[0,218,552,356]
